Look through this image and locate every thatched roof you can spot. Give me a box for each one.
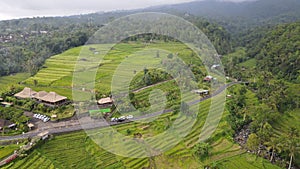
[98,97,113,105]
[40,92,67,103]
[33,91,48,100]
[27,123,34,128]
[14,87,37,99]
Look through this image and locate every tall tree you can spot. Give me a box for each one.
[265,137,283,162]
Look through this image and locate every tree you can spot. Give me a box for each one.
[265,137,283,162]
[126,129,131,135]
[193,142,212,160]
[247,133,260,154]
[167,53,173,59]
[33,79,38,87]
[286,127,300,169]
[287,137,299,169]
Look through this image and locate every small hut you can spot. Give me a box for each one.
[193,89,210,95]
[98,97,113,107]
[40,92,67,107]
[27,123,35,130]
[203,75,213,82]
[0,102,13,107]
[14,87,37,99]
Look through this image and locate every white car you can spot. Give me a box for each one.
[43,118,50,123]
[126,115,133,119]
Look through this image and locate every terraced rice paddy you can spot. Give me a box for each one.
[1,43,285,169]
[21,42,202,100]
[0,73,30,94]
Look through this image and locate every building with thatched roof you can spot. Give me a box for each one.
[33,91,48,101]
[40,92,67,106]
[14,87,37,99]
[98,97,113,107]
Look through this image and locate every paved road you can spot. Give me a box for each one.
[0,82,239,142]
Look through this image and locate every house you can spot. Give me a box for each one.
[38,131,49,140]
[98,97,113,107]
[39,92,67,107]
[0,102,13,107]
[193,89,210,95]
[203,75,213,82]
[14,87,37,99]
[27,123,35,130]
[211,64,220,69]
[33,91,48,101]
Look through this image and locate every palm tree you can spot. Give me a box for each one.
[265,137,283,162]
[287,138,299,169]
[286,127,299,169]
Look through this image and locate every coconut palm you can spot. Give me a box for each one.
[265,136,283,162]
[286,127,300,169]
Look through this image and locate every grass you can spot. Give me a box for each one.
[1,43,286,168]
[19,41,204,100]
[216,153,283,169]
[239,58,256,68]
[2,94,281,169]
[0,144,20,160]
[0,73,30,95]
[272,109,300,166]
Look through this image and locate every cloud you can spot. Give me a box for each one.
[0,0,249,20]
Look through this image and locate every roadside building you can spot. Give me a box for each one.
[98,97,113,107]
[33,91,48,101]
[14,87,37,99]
[27,123,35,130]
[203,75,213,82]
[211,64,220,69]
[38,131,49,140]
[193,89,210,95]
[39,92,67,107]
[0,102,13,107]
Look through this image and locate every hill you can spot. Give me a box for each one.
[247,22,300,81]
[0,14,231,77]
[154,0,300,34]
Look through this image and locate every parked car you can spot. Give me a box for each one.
[126,115,133,119]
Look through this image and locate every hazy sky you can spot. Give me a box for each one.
[0,0,248,21]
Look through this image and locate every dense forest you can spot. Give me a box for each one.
[249,23,300,81]
[0,14,231,77]
[157,0,300,37]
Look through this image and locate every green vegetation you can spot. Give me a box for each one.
[217,153,282,169]
[249,22,300,81]
[0,73,30,95]
[0,2,300,168]
[2,95,281,169]
[0,12,232,77]
[0,144,20,160]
